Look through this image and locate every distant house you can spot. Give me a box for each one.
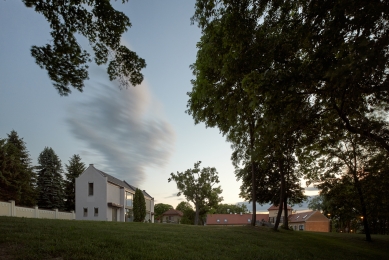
[75,164,154,222]
[289,211,330,232]
[206,206,330,232]
[207,213,269,226]
[268,205,293,224]
[161,209,183,224]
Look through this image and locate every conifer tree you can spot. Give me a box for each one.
[0,130,37,206]
[64,154,86,211]
[133,188,146,222]
[36,147,65,210]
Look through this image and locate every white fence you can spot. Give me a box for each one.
[0,200,75,220]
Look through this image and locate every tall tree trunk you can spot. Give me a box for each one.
[283,169,289,229]
[195,204,200,225]
[351,171,371,241]
[250,126,256,226]
[274,159,285,230]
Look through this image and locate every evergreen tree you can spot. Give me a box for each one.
[133,188,146,222]
[36,147,65,210]
[64,154,86,211]
[0,131,37,206]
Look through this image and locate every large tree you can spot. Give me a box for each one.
[23,0,146,95]
[133,188,146,222]
[0,131,37,206]
[64,154,86,211]
[36,147,65,210]
[168,161,223,225]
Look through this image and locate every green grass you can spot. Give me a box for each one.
[0,217,388,260]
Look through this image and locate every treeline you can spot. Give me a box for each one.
[188,0,389,241]
[154,202,248,225]
[0,130,85,211]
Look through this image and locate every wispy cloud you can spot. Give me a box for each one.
[67,80,175,186]
[164,193,182,199]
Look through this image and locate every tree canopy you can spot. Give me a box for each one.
[64,154,85,211]
[154,203,173,223]
[133,188,146,222]
[168,161,223,225]
[36,147,65,210]
[23,0,146,95]
[0,130,37,206]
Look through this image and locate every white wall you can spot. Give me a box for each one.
[75,166,108,221]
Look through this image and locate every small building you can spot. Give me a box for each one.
[75,164,154,222]
[268,205,293,224]
[207,213,269,226]
[161,209,183,224]
[289,211,330,232]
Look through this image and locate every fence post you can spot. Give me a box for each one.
[34,206,39,218]
[9,200,15,217]
[54,208,58,219]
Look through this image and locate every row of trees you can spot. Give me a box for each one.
[0,130,85,211]
[186,0,389,241]
[154,201,248,225]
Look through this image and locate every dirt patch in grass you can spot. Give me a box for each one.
[0,243,22,260]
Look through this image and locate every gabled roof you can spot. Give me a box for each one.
[162,209,183,216]
[268,205,293,211]
[207,214,269,225]
[88,164,153,198]
[288,211,317,223]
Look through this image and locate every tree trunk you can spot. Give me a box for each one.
[274,159,285,231]
[351,171,371,241]
[195,204,200,225]
[250,126,256,226]
[283,192,289,229]
[283,170,289,229]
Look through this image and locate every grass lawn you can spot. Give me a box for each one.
[0,216,388,259]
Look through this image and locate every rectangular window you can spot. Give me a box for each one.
[126,192,133,207]
[83,208,88,217]
[299,225,304,231]
[88,183,94,196]
[94,207,98,217]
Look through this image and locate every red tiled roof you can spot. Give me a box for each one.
[267,205,293,211]
[162,209,183,217]
[288,211,317,223]
[207,214,269,225]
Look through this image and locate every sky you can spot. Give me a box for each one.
[0,1,317,212]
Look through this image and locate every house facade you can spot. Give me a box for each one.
[75,164,154,222]
[289,211,330,232]
[161,209,183,224]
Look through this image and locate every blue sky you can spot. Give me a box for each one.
[0,1,316,212]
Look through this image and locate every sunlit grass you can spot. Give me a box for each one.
[0,216,388,259]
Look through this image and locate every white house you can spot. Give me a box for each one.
[75,164,154,222]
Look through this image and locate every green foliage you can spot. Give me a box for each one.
[176,201,195,225]
[64,154,86,211]
[133,188,146,222]
[154,203,173,223]
[0,130,37,206]
[168,161,223,225]
[308,195,325,212]
[211,203,249,214]
[36,147,65,210]
[23,0,146,95]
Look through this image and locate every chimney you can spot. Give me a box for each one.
[89,164,94,166]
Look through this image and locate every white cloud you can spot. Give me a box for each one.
[67,79,175,186]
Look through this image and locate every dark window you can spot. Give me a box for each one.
[94,207,98,217]
[88,183,94,196]
[83,208,88,217]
